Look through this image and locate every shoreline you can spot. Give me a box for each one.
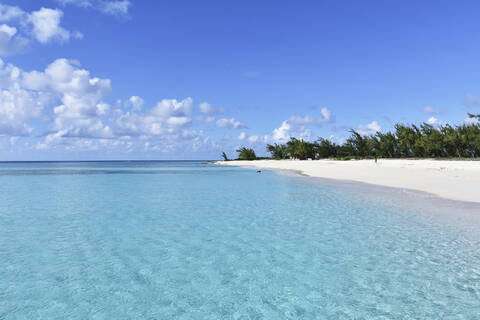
[216,159,480,204]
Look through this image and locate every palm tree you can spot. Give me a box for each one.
[266,143,288,159]
[221,152,229,161]
[258,113,480,160]
[236,147,257,160]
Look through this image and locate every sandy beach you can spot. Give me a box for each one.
[217,159,480,203]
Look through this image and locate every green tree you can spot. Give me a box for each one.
[375,132,398,158]
[286,138,315,159]
[236,147,257,160]
[345,130,371,157]
[221,152,229,161]
[260,114,480,160]
[266,143,288,159]
[313,138,339,158]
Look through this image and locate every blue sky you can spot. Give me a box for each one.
[1,0,480,160]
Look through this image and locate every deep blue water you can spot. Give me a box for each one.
[0,161,479,319]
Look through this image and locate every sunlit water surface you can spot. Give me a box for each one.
[1,161,479,319]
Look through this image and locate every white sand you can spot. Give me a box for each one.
[217,159,480,203]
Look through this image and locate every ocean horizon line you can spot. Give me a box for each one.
[0,159,218,163]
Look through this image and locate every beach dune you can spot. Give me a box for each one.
[217,159,480,203]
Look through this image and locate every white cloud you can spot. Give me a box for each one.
[0,4,78,56]
[101,0,131,15]
[126,95,144,111]
[57,0,131,16]
[271,107,333,142]
[0,85,45,135]
[197,115,216,123]
[28,8,71,43]
[236,131,267,144]
[17,58,113,144]
[0,23,28,56]
[286,115,315,126]
[46,59,113,140]
[56,0,93,8]
[272,121,292,142]
[427,116,438,125]
[199,102,225,115]
[73,31,84,39]
[0,59,51,135]
[285,108,332,126]
[112,97,194,137]
[0,57,211,153]
[150,97,193,119]
[272,119,312,142]
[357,121,381,136]
[35,135,134,152]
[167,116,191,127]
[423,105,442,115]
[320,107,332,123]
[0,24,16,38]
[0,4,25,22]
[216,117,247,129]
[0,6,28,55]
[462,116,479,126]
[238,132,247,140]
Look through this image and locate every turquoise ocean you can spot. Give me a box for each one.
[1,161,479,319]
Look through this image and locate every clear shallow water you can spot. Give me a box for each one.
[0,161,479,319]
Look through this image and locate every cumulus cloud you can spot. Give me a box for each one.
[216,117,247,129]
[196,115,216,123]
[427,116,438,125]
[25,58,114,145]
[357,121,381,136]
[35,135,133,152]
[0,5,28,55]
[0,4,78,56]
[0,24,16,38]
[0,57,115,148]
[272,121,293,142]
[0,56,211,153]
[319,107,333,122]
[126,95,144,111]
[113,97,194,138]
[0,23,28,56]
[0,4,24,22]
[199,102,225,115]
[237,131,267,144]
[0,59,52,135]
[28,8,71,43]
[271,107,333,142]
[238,132,247,140]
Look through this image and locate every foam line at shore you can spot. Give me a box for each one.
[216,159,480,203]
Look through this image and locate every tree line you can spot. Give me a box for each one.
[224,114,480,160]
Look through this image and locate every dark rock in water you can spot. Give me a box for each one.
[257,170,262,173]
